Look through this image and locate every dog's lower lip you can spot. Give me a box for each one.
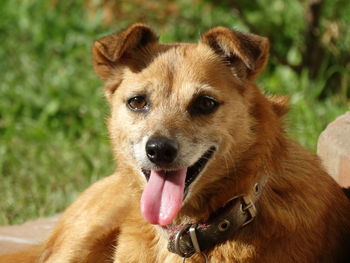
[141,146,216,189]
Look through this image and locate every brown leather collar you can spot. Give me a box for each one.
[166,179,266,259]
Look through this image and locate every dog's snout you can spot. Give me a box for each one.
[145,137,179,165]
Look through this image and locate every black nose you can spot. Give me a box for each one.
[145,136,179,165]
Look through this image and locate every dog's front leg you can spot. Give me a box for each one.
[38,173,132,263]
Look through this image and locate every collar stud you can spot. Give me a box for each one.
[218,219,231,232]
[254,183,260,193]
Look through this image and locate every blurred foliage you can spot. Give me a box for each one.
[0,0,349,224]
[87,0,350,97]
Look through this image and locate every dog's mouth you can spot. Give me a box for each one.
[185,146,216,191]
[140,146,216,226]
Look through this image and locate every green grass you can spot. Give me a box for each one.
[0,0,114,224]
[0,0,349,225]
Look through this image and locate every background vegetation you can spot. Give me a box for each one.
[0,0,349,225]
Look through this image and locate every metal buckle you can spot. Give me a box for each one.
[189,225,209,262]
[174,224,191,258]
[241,195,257,227]
[175,224,209,262]
[189,224,201,253]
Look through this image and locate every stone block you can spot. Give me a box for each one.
[317,112,350,187]
[0,215,59,254]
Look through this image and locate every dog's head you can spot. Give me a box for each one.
[92,24,273,225]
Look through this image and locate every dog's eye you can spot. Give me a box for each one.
[127,96,148,111]
[190,96,219,115]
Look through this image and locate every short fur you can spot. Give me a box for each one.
[1,24,349,263]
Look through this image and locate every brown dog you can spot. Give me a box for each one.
[1,24,350,263]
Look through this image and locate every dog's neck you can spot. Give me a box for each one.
[161,175,269,259]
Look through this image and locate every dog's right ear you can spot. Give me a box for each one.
[92,24,158,94]
[200,27,269,81]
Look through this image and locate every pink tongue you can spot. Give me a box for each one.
[141,168,187,225]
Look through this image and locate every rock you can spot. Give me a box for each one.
[0,215,59,254]
[317,112,350,187]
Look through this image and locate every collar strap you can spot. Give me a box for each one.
[167,179,266,258]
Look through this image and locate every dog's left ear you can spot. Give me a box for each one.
[200,27,269,81]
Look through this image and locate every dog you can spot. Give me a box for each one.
[1,24,350,263]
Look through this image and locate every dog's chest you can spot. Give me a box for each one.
[112,218,179,262]
[112,219,257,263]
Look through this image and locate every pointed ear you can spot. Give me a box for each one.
[92,24,158,92]
[200,27,269,81]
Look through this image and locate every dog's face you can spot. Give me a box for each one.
[92,24,269,225]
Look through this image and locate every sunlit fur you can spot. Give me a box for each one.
[1,24,349,263]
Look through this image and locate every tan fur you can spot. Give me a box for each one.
[1,24,349,263]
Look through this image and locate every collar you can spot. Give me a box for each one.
[166,177,267,259]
